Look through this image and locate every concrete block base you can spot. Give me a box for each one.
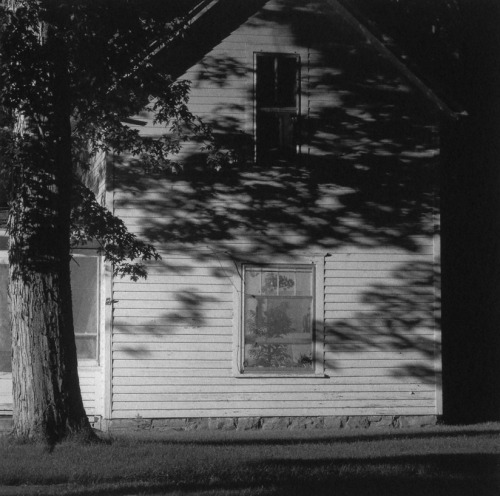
[106,415,438,433]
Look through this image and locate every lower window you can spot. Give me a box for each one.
[0,254,99,368]
[242,264,315,373]
[71,255,100,361]
[0,261,10,372]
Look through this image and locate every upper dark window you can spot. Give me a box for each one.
[255,53,300,162]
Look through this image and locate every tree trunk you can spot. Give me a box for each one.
[9,267,92,442]
[8,13,95,443]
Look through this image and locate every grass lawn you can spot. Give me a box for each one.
[0,423,499,496]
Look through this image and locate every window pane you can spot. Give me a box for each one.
[244,296,313,370]
[256,55,275,107]
[278,272,295,296]
[277,57,297,107]
[71,256,98,360]
[0,263,11,373]
[262,271,277,295]
[256,112,281,160]
[244,269,261,295]
[75,335,97,360]
[296,270,312,296]
[71,257,98,335]
[255,54,299,163]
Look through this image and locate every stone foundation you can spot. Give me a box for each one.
[106,415,438,433]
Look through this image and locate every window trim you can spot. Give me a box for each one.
[253,51,301,163]
[234,258,325,378]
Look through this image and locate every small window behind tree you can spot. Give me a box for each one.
[255,53,300,162]
[71,256,99,361]
[0,180,8,250]
[242,265,314,373]
[0,256,99,370]
[0,263,10,372]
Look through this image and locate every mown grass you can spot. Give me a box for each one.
[0,423,499,495]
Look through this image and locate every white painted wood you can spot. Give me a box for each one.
[113,307,232,317]
[113,340,232,352]
[113,291,233,301]
[113,318,232,328]
[113,300,232,311]
[113,392,435,404]
[113,359,231,369]
[113,399,435,411]
[0,374,12,413]
[112,367,232,377]
[112,407,436,418]
[112,351,230,361]
[323,367,433,377]
[107,0,441,421]
[111,366,433,383]
[325,351,432,360]
[324,326,434,335]
[113,283,232,293]
[112,381,435,392]
[112,327,232,336]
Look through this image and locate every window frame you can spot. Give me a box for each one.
[234,260,324,378]
[253,52,301,163]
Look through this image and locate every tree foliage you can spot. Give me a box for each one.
[0,0,225,276]
[0,0,230,443]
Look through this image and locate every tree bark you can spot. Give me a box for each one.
[8,13,95,443]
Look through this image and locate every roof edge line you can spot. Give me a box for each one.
[329,0,466,120]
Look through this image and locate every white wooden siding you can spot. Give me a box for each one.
[110,249,438,419]
[78,367,100,416]
[0,373,11,413]
[0,366,101,416]
[110,0,440,420]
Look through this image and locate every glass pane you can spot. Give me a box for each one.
[0,263,11,372]
[244,269,261,295]
[256,55,275,107]
[256,112,281,160]
[243,294,313,371]
[277,57,297,107]
[262,271,277,295]
[71,257,98,335]
[75,335,97,360]
[296,270,312,296]
[278,272,295,296]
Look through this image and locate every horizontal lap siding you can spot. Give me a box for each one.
[323,251,438,407]
[79,368,99,416]
[0,366,99,415]
[110,0,439,419]
[0,374,12,412]
[111,255,237,418]
[110,249,438,419]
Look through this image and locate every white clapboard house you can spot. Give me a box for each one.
[1,0,448,431]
